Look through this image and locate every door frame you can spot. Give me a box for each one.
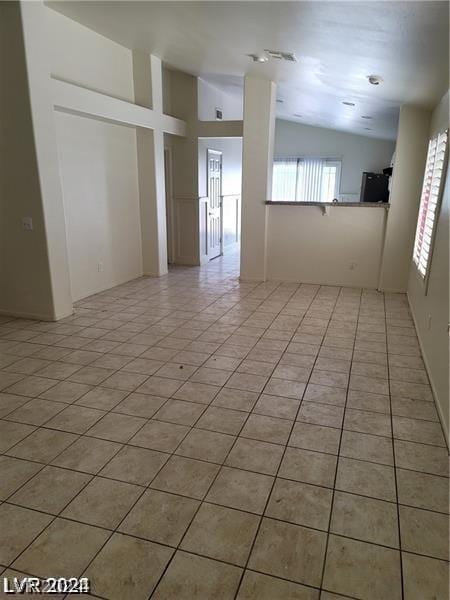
[206,148,223,259]
[164,146,175,264]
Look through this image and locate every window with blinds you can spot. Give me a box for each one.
[272,158,341,202]
[413,129,448,280]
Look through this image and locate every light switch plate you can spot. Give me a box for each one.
[22,217,33,231]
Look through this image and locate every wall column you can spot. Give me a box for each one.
[240,77,276,281]
[0,1,72,320]
[133,52,168,276]
[379,105,431,291]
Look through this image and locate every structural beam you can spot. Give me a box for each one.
[52,77,186,137]
[197,120,243,138]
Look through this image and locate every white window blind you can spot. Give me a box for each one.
[272,158,341,202]
[413,129,448,279]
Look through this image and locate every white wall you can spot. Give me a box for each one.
[47,7,144,301]
[407,91,449,439]
[198,78,243,121]
[274,119,395,199]
[48,7,134,102]
[266,205,387,288]
[56,113,142,302]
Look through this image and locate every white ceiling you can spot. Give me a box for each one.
[49,1,449,140]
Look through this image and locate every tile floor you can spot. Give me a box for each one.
[0,251,448,600]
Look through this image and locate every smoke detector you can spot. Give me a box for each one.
[367,74,383,85]
[264,49,297,62]
[342,101,355,106]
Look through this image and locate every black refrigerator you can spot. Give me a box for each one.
[360,172,390,203]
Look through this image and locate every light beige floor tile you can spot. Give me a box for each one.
[237,359,275,377]
[344,408,392,437]
[5,398,66,426]
[266,478,332,530]
[181,503,259,566]
[173,381,220,404]
[62,476,142,529]
[396,468,448,513]
[151,455,219,499]
[310,369,348,389]
[303,384,346,407]
[391,397,438,421]
[402,552,449,600]
[0,392,29,418]
[101,370,149,392]
[289,422,341,454]
[351,361,388,379]
[119,488,199,545]
[136,376,183,397]
[130,420,189,452]
[240,414,292,445]
[263,378,305,399]
[279,447,337,487]
[152,551,242,600]
[112,392,166,418]
[153,399,206,426]
[100,445,168,485]
[45,405,105,434]
[13,518,109,578]
[7,428,77,463]
[252,394,299,419]
[347,390,390,414]
[393,416,446,447]
[331,491,399,547]
[340,430,394,466]
[10,465,91,514]
[75,386,127,410]
[335,456,396,501]
[85,533,173,600]
[86,413,146,442]
[212,388,259,411]
[297,402,344,428]
[0,503,52,564]
[0,456,43,500]
[394,440,448,476]
[39,380,92,404]
[236,571,318,600]
[52,436,122,474]
[323,535,402,600]
[225,437,284,476]
[196,405,247,434]
[399,505,449,560]
[206,466,273,514]
[69,367,114,386]
[390,380,433,402]
[349,374,389,396]
[248,518,327,587]
[176,428,235,463]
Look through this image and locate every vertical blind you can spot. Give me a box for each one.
[413,129,448,279]
[272,158,340,202]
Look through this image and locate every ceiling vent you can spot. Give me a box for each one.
[264,49,297,62]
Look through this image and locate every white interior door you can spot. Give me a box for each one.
[207,149,222,260]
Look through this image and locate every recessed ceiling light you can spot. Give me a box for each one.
[293,113,302,118]
[342,101,355,106]
[276,98,284,104]
[364,127,372,130]
[361,115,372,119]
[367,74,383,85]
[246,53,269,63]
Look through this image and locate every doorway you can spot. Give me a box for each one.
[207,149,223,260]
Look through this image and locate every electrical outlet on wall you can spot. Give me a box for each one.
[21,217,33,231]
[427,315,432,330]
[98,261,104,273]
[349,262,357,271]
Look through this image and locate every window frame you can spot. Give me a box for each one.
[412,129,448,294]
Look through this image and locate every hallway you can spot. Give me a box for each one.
[0,256,448,599]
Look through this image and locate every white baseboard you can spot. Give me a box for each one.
[407,293,449,449]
